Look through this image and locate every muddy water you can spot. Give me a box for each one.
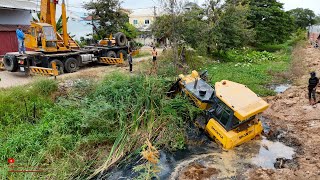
[270,84,291,94]
[105,120,295,180]
[167,137,294,180]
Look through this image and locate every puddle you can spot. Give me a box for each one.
[104,120,295,180]
[270,84,291,94]
[169,137,294,179]
[250,137,295,168]
[104,137,295,180]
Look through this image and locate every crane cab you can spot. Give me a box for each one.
[25,22,79,52]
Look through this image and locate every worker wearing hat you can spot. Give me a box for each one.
[308,71,319,106]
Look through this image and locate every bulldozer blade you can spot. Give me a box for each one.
[166,78,181,98]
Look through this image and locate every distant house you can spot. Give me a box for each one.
[183,2,200,11]
[0,0,37,55]
[129,8,157,46]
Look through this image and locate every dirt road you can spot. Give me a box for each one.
[0,55,152,89]
[246,46,320,179]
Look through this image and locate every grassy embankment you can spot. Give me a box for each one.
[0,31,304,179]
[170,31,305,96]
[0,76,199,179]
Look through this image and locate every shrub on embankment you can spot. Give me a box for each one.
[0,74,199,179]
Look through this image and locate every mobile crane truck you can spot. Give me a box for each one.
[2,0,130,75]
[168,70,269,149]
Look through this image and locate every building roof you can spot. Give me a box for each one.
[0,0,37,11]
[0,24,29,32]
[129,8,164,18]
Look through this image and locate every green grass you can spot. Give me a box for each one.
[133,51,151,58]
[0,74,199,179]
[203,48,291,96]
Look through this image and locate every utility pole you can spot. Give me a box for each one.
[170,0,178,69]
[153,6,157,45]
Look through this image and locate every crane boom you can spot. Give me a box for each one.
[40,0,58,30]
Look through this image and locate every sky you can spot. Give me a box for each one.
[65,0,320,14]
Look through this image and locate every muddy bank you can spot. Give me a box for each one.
[246,46,320,179]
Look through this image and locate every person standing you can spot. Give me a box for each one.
[128,48,133,73]
[181,46,186,63]
[308,72,319,106]
[151,47,158,73]
[16,26,26,54]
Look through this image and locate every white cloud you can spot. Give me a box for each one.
[279,0,320,14]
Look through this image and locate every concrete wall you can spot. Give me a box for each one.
[0,9,32,25]
[134,37,154,46]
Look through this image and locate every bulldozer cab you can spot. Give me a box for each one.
[206,96,256,132]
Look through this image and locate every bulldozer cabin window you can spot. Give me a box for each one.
[212,99,233,129]
[209,98,258,131]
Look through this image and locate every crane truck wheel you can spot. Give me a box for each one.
[49,59,64,74]
[117,50,128,60]
[106,51,117,58]
[114,32,120,39]
[3,56,18,72]
[64,57,79,73]
[115,32,127,46]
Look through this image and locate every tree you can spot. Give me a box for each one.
[248,0,294,45]
[153,0,254,54]
[120,22,139,40]
[212,4,254,51]
[288,8,316,29]
[315,15,320,25]
[85,0,128,39]
[155,0,188,66]
[152,15,173,42]
[178,8,207,49]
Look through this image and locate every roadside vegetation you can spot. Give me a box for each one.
[1,0,316,179]
[0,75,199,179]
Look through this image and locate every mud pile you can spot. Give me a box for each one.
[247,47,320,179]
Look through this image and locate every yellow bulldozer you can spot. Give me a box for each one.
[168,70,269,149]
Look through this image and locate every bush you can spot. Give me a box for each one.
[225,49,278,63]
[1,73,200,179]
